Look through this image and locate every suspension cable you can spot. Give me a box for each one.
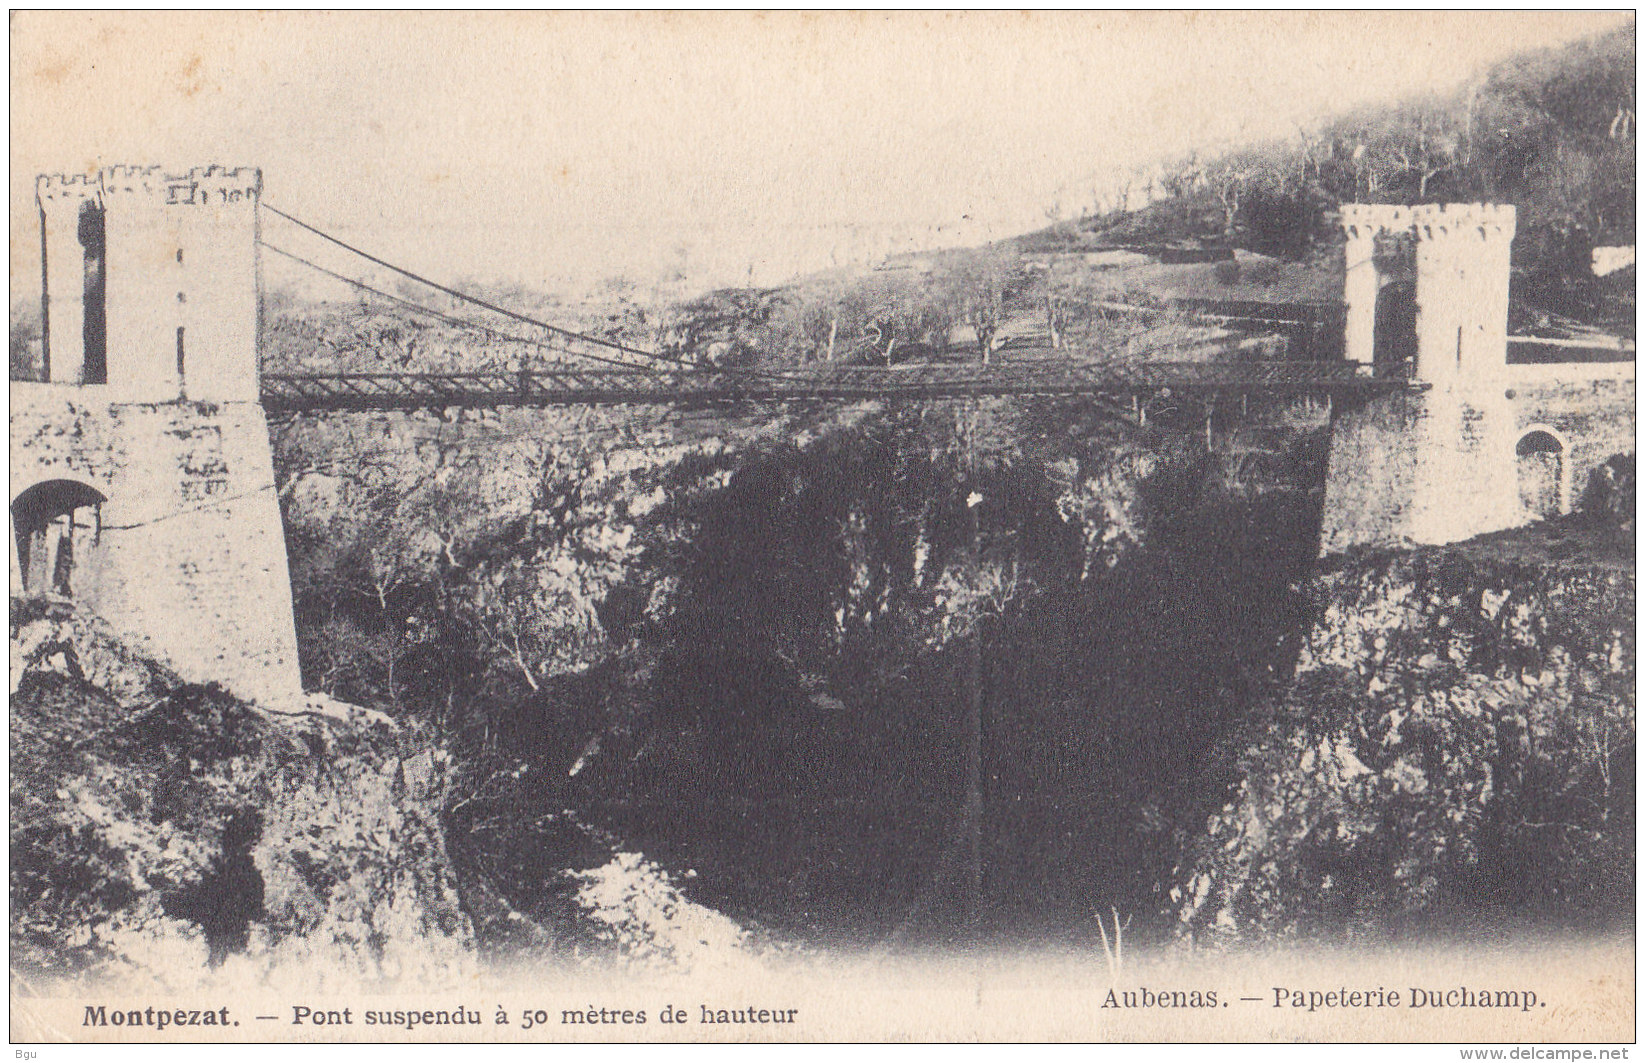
[261,207,1205,382]
[260,242,681,375]
[262,203,699,368]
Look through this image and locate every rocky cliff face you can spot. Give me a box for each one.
[17,408,1631,968]
[355,400,1336,946]
[9,600,474,990]
[1173,526,1634,942]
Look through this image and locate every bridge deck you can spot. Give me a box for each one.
[261,360,1415,412]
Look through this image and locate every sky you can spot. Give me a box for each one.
[10,11,1633,297]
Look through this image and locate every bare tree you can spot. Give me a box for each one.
[1294,122,1325,183]
[970,298,1000,365]
[1045,290,1068,351]
[1392,112,1459,198]
[1347,141,1382,199]
[1209,162,1251,235]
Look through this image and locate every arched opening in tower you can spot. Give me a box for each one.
[1516,430,1567,520]
[1373,279,1417,376]
[11,479,107,600]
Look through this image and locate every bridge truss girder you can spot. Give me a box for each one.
[260,362,1416,415]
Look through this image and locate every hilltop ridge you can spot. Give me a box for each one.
[1021,24,1634,333]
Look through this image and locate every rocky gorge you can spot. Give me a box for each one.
[11,398,1631,982]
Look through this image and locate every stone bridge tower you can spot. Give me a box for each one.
[1320,203,1526,553]
[10,166,301,704]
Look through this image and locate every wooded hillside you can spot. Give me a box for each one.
[1032,25,1635,329]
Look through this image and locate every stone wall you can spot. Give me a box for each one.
[1319,369,1636,555]
[9,383,300,704]
[1317,392,1422,555]
[1510,371,1637,505]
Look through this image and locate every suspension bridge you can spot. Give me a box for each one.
[16,166,1632,708]
[258,361,1405,412]
[253,204,1415,414]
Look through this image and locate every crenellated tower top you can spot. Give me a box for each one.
[1340,204,1415,241]
[1338,201,1517,386]
[1340,202,1516,243]
[35,164,263,403]
[35,172,100,205]
[1408,202,1516,243]
[38,165,262,210]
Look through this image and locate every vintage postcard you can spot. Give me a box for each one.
[8,10,1636,1047]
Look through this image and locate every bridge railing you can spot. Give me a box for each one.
[259,360,1413,412]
